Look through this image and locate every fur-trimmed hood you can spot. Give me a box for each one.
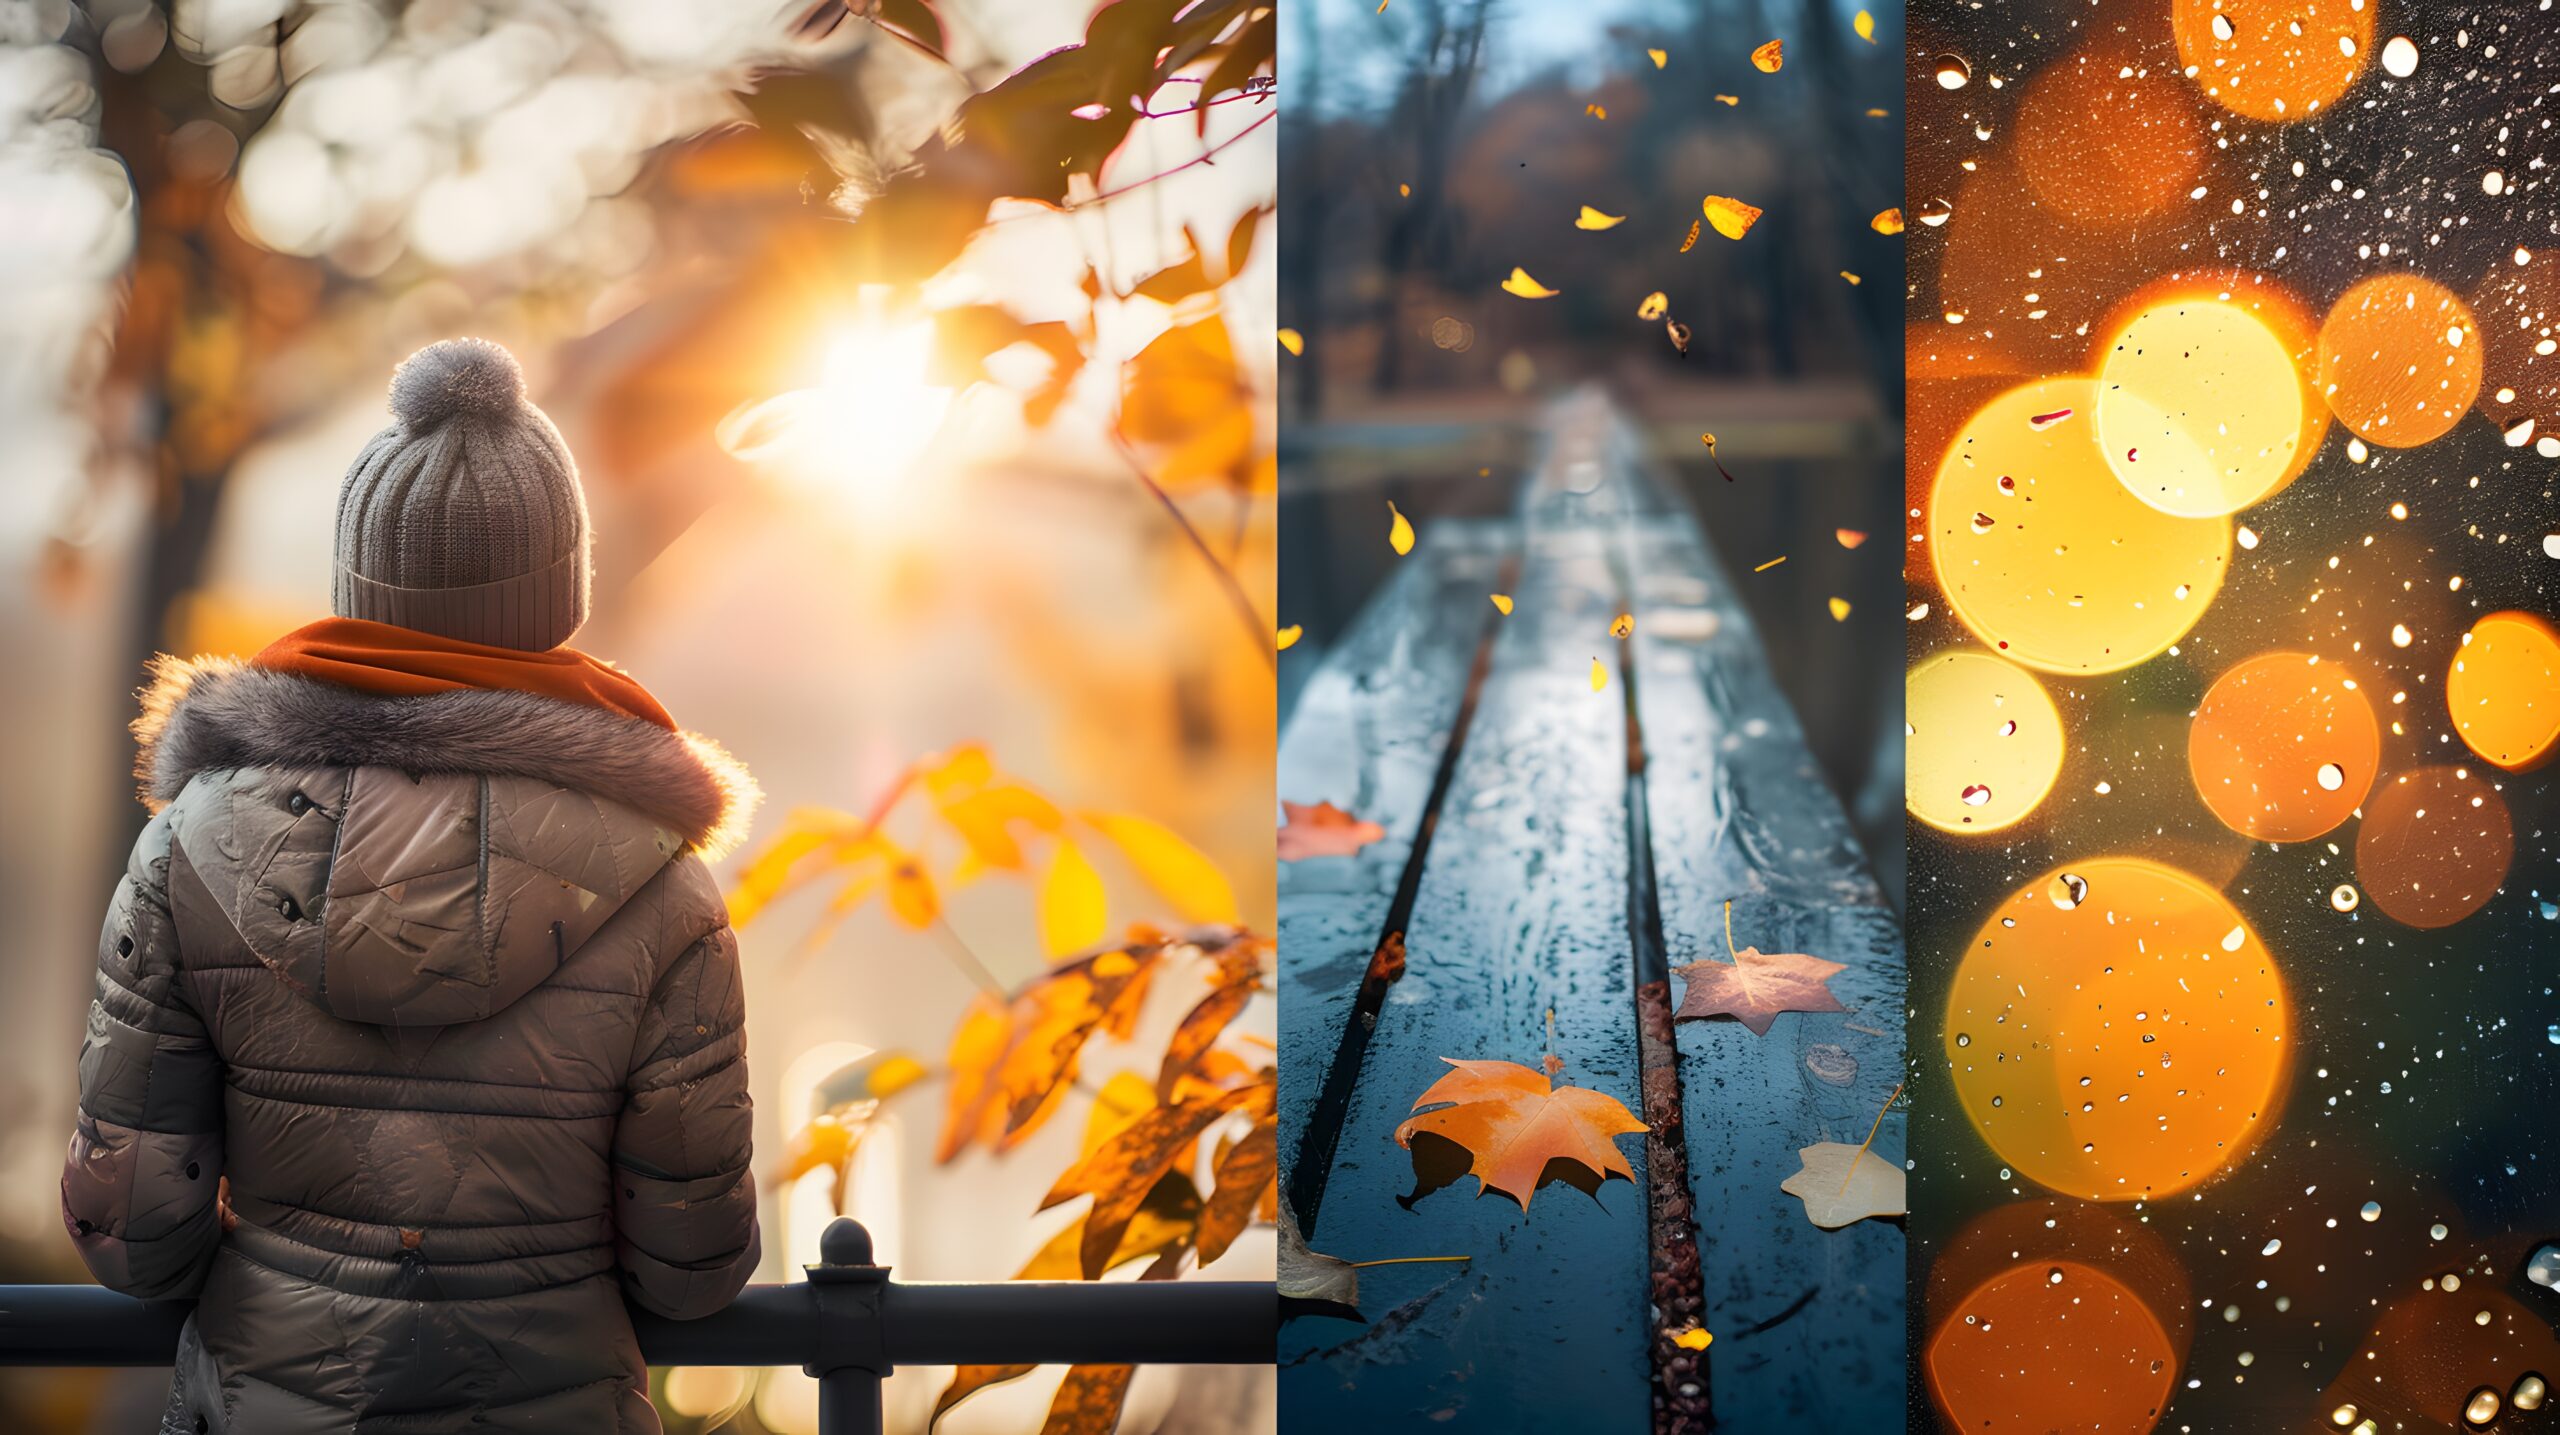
[134,654,760,859]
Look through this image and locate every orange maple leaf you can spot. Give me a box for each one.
[1673,947,1847,1035]
[1392,1058,1647,1211]
[1277,800,1387,861]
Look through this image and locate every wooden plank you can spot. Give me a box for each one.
[1619,443,1909,1427]
[1280,446,1653,1426]
[1275,518,1510,1207]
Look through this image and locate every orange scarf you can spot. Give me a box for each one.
[252,617,676,731]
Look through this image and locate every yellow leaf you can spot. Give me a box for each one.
[1841,270,1863,285]
[1870,207,1906,235]
[1715,93,1740,106]
[1585,102,1607,119]
[887,856,938,929]
[1039,841,1109,957]
[1082,811,1240,925]
[1591,657,1609,692]
[868,1053,929,1098]
[1575,205,1626,231]
[1828,597,1852,621]
[780,1112,857,1183]
[1703,194,1763,240]
[1679,219,1701,252]
[1277,328,1304,356]
[1081,1070,1157,1159]
[1388,501,1416,555]
[1276,623,1302,650]
[1636,291,1669,321]
[1853,9,1874,40]
[1673,1326,1714,1351]
[1611,612,1634,640]
[1398,182,1411,197]
[1499,266,1560,299]
[1866,107,1888,117]
[1647,47,1667,68]
[1489,593,1514,615]
[1751,38,1783,72]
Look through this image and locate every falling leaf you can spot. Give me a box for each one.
[1489,593,1514,615]
[1647,47,1668,68]
[1082,811,1239,925]
[1591,657,1609,692]
[1828,597,1851,621]
[1500,266,1561,299]
[1679,219,1701,251]
[1836,529,1868,549]
[1751,38,1783,72]
[1398,182,1411,197]
[1585,102,1607,119]
[1703,194,1763,240]
[1714,94,1740,106]
[1279,1200,1363,1317]
[1754,556,1786,572]
[1575,205,1627,230]
[1277,328,1304,356]
[1675,947,1848,1036]
[1636,291,1670,321]
[1278,800,1388,861]
[1780,1142,1906,1228]
[1276,623,1302,650]
[1387,501,1415,554]
[1392,1058,1647,1211]
[1840,270,1862,285]
[1699,432,1741,482]
[1672,1326,1713,1350]
[1611,612,1635,639]
[1853,8,1875,40]
[1865,107,1888,117]
[1870,207,1905,235]
[1038,841,1108,957]
[1665,319,1692,355]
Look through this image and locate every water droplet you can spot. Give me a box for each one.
[2238,525,2260,550]
[2515,1374,2548,1412]
[2332,885,2361,913]
[2317,762,2346,791]
[2360,1200,2382,1222]
[1961,783,1994,807]
[2210,11,2234,40]
[2051,872,2089,910]
[2431,1222,2450,1241]
[1934,54,1971,89]
[2382,34,2420,76]
[2464,1387,2501,1427]
[2262,1238,2282,1256]
[2392,624,2414,648]
[2221,925,2247,952]
[2330,1405,2360,1429]
[2526,1243,2560,1287]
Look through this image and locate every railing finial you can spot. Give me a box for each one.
[818,1216,876,1271]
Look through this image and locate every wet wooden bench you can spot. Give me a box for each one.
[1277,393,1906,1430]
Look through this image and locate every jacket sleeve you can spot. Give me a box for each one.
[613,913,760,1319]
[64,810,227,1299]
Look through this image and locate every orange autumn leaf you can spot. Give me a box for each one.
[1277,799,1387,861]
[937,937,1176,1161]
[1703,194,1763,240]
[1679,218,1701,251]
[1674,946,1848,1035]
[1392,1058,1647,1211]
[1118,312,1265,492]
[1836,528,1869,549]
[1042,1365,1136,1435]
[1751,37,1783,72]
[1197,1119,1279,1264]
[1156,936,1268,1099]
[1042,1082,1272,1278]
[1870,207,1906,235]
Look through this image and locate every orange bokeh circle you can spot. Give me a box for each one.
[1927,1261,2179,1434]
[2447,611,2560,771]
[2355,765,2514,928]
[2189,652,2381,841]
[2171,0,2373,123]
[2317,274,2485,447]
[2014,41,2206,227]
[1945,857,2288,1202]
[2473,247,2560,443]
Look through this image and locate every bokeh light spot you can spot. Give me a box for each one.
[1946,857,2287,1201]
[1907,649,2067,835]
[2356,766,2515,928]
[1929,378,2230,674]
[2097,297,2317,516]
[2171,0,2373,122]
[2318,274,2484,448]
[2447,611,2560,771]
[2189,651,2381,840]
[1927,1260,2178,1433]
[2013,41,2206,228]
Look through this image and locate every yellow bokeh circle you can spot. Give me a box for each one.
[2096,297,2315,517]
[1945,857,2288,1202]
[1929,378,2232,674]
[1907,649,2066,835]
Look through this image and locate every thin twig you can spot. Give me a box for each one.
[1346,1255,1472,1269]
[1109,429,1275,671]
[933,915,1011,999]
[1074,108,1277,210]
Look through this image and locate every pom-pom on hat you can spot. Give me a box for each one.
[332,338,591,651]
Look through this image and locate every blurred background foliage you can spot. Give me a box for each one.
[0,0,1273,1430]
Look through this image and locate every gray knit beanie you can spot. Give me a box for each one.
[332,338,590,652]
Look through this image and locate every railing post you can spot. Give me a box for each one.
[805,1217,891,1435]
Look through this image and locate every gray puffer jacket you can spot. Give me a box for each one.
[66,656,763,1434]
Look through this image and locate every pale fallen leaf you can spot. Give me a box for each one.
[1703,194,1763,240]
[1779,1142,1905,1229]
[1277,801,1388,862]
[1278,1201,1362,1316]
[1575,205,1627,230]
[1500,266,1561,299]
[1675,946,1846,1035]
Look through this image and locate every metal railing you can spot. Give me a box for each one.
[0,1218,1274,1435]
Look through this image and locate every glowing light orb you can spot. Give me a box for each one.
[1907,649,2067,834]
[2097,297,2318,516]
[2448,611,2560,771]
[2317,275,2484,448]
[2014,41,2205,227]
[2357,766,2515,928]
[1927,1261,2179,1434]
[2472,247,2560,446]
[1929,378,2231,674]
[2189,652,2381,841]
[2172,0,2373,123]
[1946,857,2287,1201]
